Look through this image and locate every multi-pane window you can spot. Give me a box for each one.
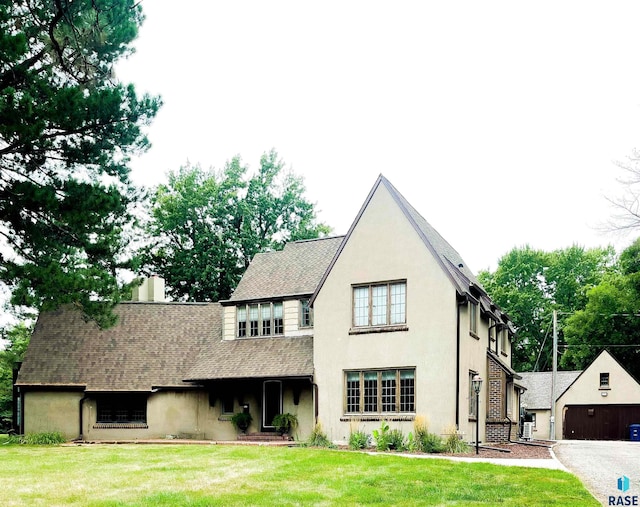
[345,369,415,414]
[237,302,284,337]
[600,372,610,388]
[96,395,147,424]
[300,299,313,327]
[400,370,415,412]
[353,281,406,327]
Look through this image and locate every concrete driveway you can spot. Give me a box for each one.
[553,440,640,505]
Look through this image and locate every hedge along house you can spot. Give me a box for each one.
[16,175,520,444]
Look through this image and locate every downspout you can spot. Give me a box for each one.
[78,394,89,441]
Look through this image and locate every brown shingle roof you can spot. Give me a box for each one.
[17,302,222,391]
[185,336,313,381]
[227,236,344,302]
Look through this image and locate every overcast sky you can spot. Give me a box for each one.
[116,1,640,272]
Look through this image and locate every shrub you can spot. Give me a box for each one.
[16,432,66,445]
[388,429,406,451]
[305,423,335,448]
[348,428,370,450]
[372,420,391,451]
[419,432,444,453]
[412,416,443,453]
[443,426,470,454]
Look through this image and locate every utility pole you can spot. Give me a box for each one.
[550,310,558,440]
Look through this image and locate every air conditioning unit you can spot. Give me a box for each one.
[522,422,534,441]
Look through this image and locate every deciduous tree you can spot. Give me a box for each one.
[478,245,614,371]
[140,150,330,302]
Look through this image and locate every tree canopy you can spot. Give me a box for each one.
[478,245,614,372]
[140,150,330,302]
[0,322,30,427]
[0,1,160,326]
[561,238,640,379]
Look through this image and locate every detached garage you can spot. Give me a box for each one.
[564,404,640,440]
[558,350,640,441]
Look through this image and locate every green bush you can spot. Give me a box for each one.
[412,417,444,453]
[348,429,370,450]
[8,432,66,445]
[372,420,391,451]
[443,430,470,454]
[388,429,406,451]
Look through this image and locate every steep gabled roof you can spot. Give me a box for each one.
[519,370,582,410]
[17,303,222,391]
[312,175,489,305]
[225,236,344,303]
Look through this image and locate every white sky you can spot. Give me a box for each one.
[116,1,640,272]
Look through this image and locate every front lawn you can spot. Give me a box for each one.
[0,443,597,506]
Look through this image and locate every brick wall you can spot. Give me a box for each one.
[485,355,513,443]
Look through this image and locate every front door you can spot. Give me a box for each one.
[263,380,282,431]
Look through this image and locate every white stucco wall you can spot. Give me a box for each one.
[314,183,484,443]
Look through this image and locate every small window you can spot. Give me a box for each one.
[600,372,610,388]
[222,395,234,414]
[300,299,313,327]
[469,302,478,335]
[499,328,508,354]
[469,371,478,418]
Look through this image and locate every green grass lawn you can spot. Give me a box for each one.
[0,442,598,506]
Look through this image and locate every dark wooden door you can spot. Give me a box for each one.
[564,405,640,440]
[262,380,282,431]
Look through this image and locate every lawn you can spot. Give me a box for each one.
[0,441,598,506]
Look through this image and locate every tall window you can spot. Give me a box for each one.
[345,369,415,414]
[600,372,610,388]
[469,371,478,418]
[499,328,508,354]
[353,281,406,327]
[237,302,284,337]
[469,302,478,335]
[300,299,313,327]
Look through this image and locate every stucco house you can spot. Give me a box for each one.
[520,350,640,440]
[15,175,521,444]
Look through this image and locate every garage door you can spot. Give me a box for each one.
[564,404,640,440]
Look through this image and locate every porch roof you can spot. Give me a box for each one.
[184,336,313,381]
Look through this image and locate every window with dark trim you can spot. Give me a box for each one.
[345,369,415,414]
[222,395,234,414]
[600,372,610,388]
[96,394,147,424]
[300,299,313,327]
[237,302,283,337]
[353,281,406,328]
[469,302,478,335]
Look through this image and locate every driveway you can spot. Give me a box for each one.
[553,440,640,504]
